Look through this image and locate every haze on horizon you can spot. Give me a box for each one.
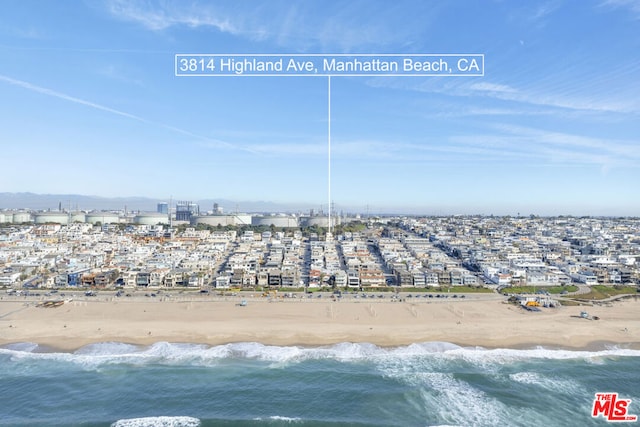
[1,1,639,217]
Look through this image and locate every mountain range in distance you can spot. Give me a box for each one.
[0,192,325,214]
[0,193,635,218]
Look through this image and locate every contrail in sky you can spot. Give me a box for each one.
[0,73,253,152]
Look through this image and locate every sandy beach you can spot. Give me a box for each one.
[1,294,639,351]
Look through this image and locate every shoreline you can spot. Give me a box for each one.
[1,296,639,353]
[3,340,638,355]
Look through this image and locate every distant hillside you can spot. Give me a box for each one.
[0,192,319,214]
[0,193,157,211]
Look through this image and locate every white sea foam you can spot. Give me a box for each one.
[378,347,602,426]
[442,345,640,366]
[304,341,383,361]
[75,341,142,356]
[387,368,548,426]
[2,341,639,367]
[269,415,302,422]
[416,372,509,426]
[2,342,40,353]
[226,341,306,361]
[110,416,200,427]
[509,371,581,395]
[381,369,475,422]
[390,341,463,355]
[509,371,542,385]
[253,415,303,422]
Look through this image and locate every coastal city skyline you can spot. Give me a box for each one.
[3,191,640,218]
[2,1,640,216]
[2,212,639,426]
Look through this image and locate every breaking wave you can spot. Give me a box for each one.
[1,341,639,369]
[111,416,201,427]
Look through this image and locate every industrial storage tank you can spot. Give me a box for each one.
[251,215,299,228]
[34,212,70,225]
[233,214,253,226]
[134,212,169,225]
[192,215,238,227]
[10,211,33,223]
[70,212,86,223]
[300,216,338,227]
[86,212,120,224]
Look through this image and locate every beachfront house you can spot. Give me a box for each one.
[215,275,231,289]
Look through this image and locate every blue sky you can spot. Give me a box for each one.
[1,0,639,215]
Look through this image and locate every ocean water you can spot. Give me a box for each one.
[0,341,638,427]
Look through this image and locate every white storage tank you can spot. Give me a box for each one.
[34,212,69,224]
[301,216,338,227]
[192,215,238,227]
[11,211,33,223]
[86,212,120,224]
[252,215,299,228]
[134,212,169,225]
[70,212,86,223]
